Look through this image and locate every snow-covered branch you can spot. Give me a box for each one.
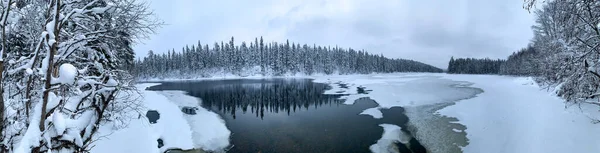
[0,0,160,152]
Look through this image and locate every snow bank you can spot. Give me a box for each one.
[92,84,231,153]
[91,117,159,153]
[159,91,231,151]
[438,74,600,153]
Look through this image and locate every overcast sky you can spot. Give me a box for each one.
[134,0,535,68]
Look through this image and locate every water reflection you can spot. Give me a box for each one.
[148,79,344,119]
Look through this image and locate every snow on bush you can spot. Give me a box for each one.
[58,63,77,85]
[106,78,118,87]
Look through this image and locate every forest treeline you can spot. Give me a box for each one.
[447,57,505,74]
[448,0,600,104]
[134,37,442,78]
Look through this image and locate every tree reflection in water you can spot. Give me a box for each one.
[184,79,343,119]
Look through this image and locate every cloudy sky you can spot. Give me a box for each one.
[134,0,535,68]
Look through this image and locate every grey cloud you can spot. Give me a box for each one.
[352,19,393,38]
[409,25,460,48]
[409,24,511,59]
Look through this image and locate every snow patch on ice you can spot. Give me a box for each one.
[360,107,382,119]
[369,124,409,153]
[339,94,369,105]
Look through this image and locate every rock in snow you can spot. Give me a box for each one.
[181,107,197,115]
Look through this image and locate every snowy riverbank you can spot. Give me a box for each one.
[91,84,230,153]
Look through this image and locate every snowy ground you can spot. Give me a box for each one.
[95,73,600,153]
[437,75,600,153]
[91,84,230,153]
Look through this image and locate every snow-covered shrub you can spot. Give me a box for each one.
[0,0,160,152]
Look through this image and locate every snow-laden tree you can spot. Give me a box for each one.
[0,0,160,152]
[513,0,600,107]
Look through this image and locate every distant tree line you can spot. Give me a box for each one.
[447,57,505,74]
[498,46,542,76]
[135,37,442,79]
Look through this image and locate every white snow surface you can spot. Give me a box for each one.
[91,83,230,153]
[159,91,231,151]
[437,74,600,153]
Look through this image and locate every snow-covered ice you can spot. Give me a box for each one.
[360,107,383,119]
[339,94,369,105]
[313,73,481,118]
